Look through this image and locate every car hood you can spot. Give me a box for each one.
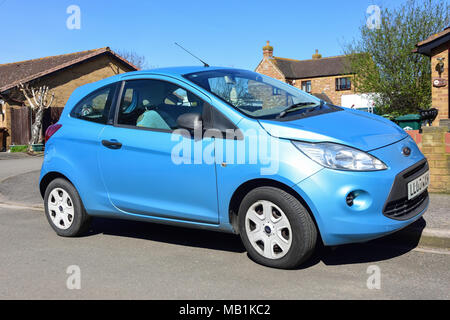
[258,108,408,151]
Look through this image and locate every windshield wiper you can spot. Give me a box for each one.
[277,101,323,119]
[305,100,325,113]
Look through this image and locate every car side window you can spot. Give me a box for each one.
[71,84,116,124]
[117,79,204,131]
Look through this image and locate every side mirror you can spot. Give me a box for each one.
[176,113,202,130]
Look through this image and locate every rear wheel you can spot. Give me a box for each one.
[44,178,91,237]
[238,187,317,269]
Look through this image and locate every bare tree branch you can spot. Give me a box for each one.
[16,83,56,150]
[46,92,55,109]
[116,49,148,70]
[18,83,36,110]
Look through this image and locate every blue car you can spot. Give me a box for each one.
[40,67,429,269]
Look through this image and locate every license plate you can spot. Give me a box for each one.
[407,171,430,200]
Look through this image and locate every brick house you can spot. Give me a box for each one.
[414,27,450,127]
[409,27,450,193]
[255,41,355,105]
[0,47,138,150]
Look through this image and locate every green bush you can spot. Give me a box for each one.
[9,145,28,153]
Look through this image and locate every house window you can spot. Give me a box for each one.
[336,77,351,91]
[301,81,311,93]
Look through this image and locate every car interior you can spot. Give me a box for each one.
[72,86,115,124]
[118,81,203,130]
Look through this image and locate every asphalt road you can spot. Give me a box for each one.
[0,154,42,181]
[0,205,449,300]
[0,156,449,299]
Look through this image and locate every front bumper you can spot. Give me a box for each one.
[295,136,429,246]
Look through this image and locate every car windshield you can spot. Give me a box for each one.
[184,69,323,119]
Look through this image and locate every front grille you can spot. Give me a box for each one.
[382,159,429,221]
[384,191,429,219]
[403,162,426,179]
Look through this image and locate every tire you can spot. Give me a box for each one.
[44,178,91,237]
[238,186,317,269]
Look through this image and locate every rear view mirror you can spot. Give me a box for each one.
[176,113,202,131]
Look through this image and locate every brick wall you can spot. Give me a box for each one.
[4,102,12,148]
[430,43,449,125]
[0,101,6,128]
[408,127,450,193]
[255,57,355,105]
[31,55,131,108]
[255,58,286,82]
[291,75,355,105]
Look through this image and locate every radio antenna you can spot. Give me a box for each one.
[175,42,210,67]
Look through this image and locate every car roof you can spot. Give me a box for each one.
[83,66,240,91]
[125,65,234,77]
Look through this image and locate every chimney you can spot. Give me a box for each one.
[263,41,274,59]
[312,49,322,59]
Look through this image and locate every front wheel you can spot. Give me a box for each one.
[44,178,91,237]
[238,187,317,269]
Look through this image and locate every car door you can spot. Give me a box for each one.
[64,83,119,211]
[97,77,219,224]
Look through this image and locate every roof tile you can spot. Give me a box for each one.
[0,48,138,92]
[272,55,353,79]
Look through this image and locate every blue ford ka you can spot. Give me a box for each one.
[40,67,429,269]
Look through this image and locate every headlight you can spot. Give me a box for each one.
[292,141,387,171]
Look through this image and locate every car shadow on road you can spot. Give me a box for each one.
[85,216,426,268]
[87,217,246,253]
[297,217,426,269]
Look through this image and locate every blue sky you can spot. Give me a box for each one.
[1,0,407,70]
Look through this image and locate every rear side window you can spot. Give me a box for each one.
[71,84,116,124]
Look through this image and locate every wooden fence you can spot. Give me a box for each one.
[10,107,31,145]
[10,107,63,146]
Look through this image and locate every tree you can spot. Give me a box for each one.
[117,49,148,70]
[18,83,54,152]
[343,0,449,115]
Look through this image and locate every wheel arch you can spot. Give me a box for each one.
[228,178,323,243]
[39,171,74,199]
